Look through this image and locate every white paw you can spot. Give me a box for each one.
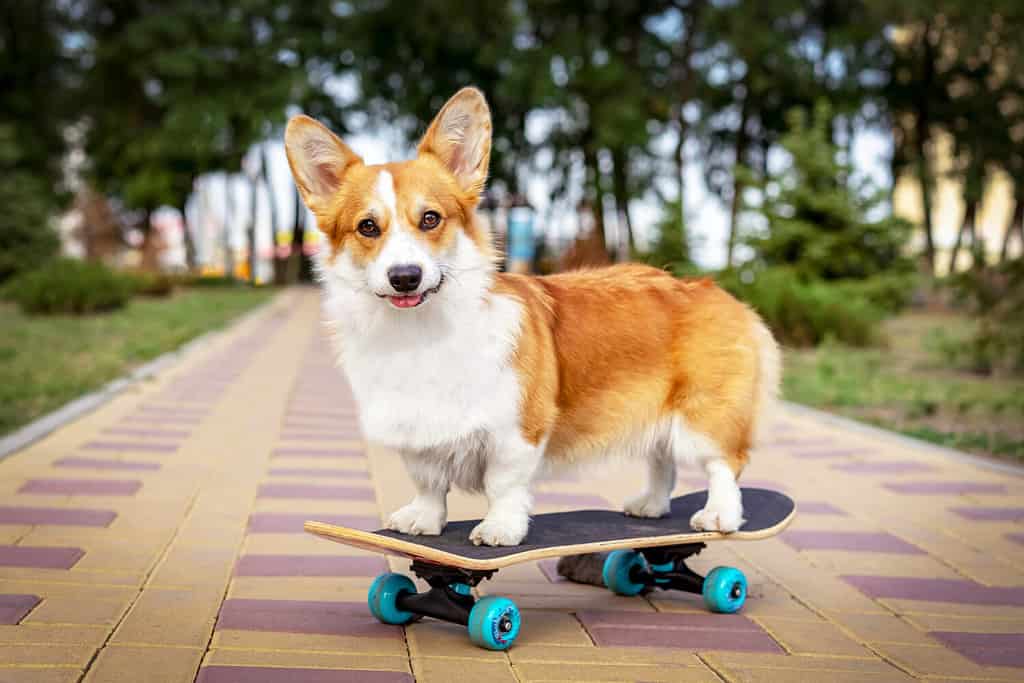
[623,492,671,519]
[690,503,745,533]
[387,502,445,536]
[469,516,528,546]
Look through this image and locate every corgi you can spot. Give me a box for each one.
[284,87,781,547]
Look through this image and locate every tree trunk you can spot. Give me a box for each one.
[726,87,751,267]
[248,175,258,285]
[181,198,197,271]
[262,143,285,286]
[610,147,634,259]
[582,144,608,255]
[914,23,938,273]
[674,116,688,236]
[223,175,235,280]
[289,186,309,283]
[947,198,977,274]
[1000,184,1023,262]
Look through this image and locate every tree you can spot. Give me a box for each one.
[743,103,912,280]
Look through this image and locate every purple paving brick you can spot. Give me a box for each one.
[53,456,161,471]
[257,483,375,501]
[101,427,191,439]
[267,468,370,479]
[216,599,402,638]
[534,492,610,507]
[234,554,387,577]
[119,415,201,425]
[0,506,116,527]
[247,513,379,534]
[286,409,359,419]
[788,449,864,459]
[135,405,208,415]
[279,433,361,442]
[884,481,1007,495]
[0,594,41,624]
[951,506,1024,522]
[930,632,1024,667]
[19,478,142,496]
[272,448,364,459]
[81,440,179,453]
[197,666,413,683]
[843,575,1024,606]
[797,501,847,515]
[782,530,923,554]
[0,545,84,569]
[1008,533,1024,546]
[832,461,935,474]
[283,421,360,431]
[577,610,782,652]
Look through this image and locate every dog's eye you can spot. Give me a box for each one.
[419,211,441,231]
[357,219,380,238]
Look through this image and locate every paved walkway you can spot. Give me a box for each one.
[1,288,1023,682]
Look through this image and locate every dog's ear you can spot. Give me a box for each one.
[284,115,363,215]
[417,87,492,197]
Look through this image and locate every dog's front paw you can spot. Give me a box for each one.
[387,502,445,536]
[623,492,671,519]
[469,516,528,546]
[690,503,745,533]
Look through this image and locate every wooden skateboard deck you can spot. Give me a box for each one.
[305,487,795,571]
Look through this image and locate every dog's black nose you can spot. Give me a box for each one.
[388,264,422,293]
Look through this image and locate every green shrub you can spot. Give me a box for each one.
[943,259,1024,375]
[718,267,883,347]
[4,259,134,315]
[126,271,175,297]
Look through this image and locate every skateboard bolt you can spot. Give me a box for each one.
[731,583,743,599]
[500,617,512,632]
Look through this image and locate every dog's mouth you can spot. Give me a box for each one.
[380,274,444,309]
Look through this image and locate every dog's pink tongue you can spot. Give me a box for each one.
[389,294,423,308]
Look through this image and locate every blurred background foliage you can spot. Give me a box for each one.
[2,0,1023,454]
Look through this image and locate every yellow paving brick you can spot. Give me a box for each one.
[239,533,375,555]
[252,499,381,516]
[23,595,133,626]
[111,586,223,647]
[798,551,963,579]
[202,648,411,672]
[509,643,705,666]
[517,610,592,647]
[224,576,374,600]
[702,651,915,682]
[0,624,109,647]
[406,620,508,661]
[826,612,937,645]
[147,544,239,587]
[0,526,31,544]
[83,645,204,683]
[0,567,145,587]
[753,615,875,657]
[0,644,97,667]
[211,630,406,656]
[0,669,83,683]
[903,613,1024,633]
[0,580,136,603]
[881,599,1024,620]
[413,657,518,683]
[512,661,719,682]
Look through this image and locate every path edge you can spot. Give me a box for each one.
[783,400,1024,477]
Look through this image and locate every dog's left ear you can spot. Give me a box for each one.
[417,87,492,198]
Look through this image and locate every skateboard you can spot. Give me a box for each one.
[305,487,795,650]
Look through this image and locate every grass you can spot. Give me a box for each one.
[0,287,273,436]
[783,312,1024,461]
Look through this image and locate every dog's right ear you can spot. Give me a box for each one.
[284,115,363,215]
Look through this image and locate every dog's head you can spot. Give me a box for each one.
[284,88,495,310]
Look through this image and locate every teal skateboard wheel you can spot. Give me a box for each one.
[368,572,418,625]
[467,595,521,650]
[602,549,647,596]
[702,566,747,613]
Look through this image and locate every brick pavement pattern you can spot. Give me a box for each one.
[1,288,1022,682]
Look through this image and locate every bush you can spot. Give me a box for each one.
[125,271,175,297]
[4,258,135,314]
[943,259,1024,375]
[718,267,883,347]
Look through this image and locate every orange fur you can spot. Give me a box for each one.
[494,264,768,477]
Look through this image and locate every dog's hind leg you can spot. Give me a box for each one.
[623,443,675,519]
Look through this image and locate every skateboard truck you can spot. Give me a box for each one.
[368,560,521,651]
[601,543,748,614]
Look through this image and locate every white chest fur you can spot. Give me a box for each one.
[320,272,524,453]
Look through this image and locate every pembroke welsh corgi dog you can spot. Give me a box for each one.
[284,87,781,546]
